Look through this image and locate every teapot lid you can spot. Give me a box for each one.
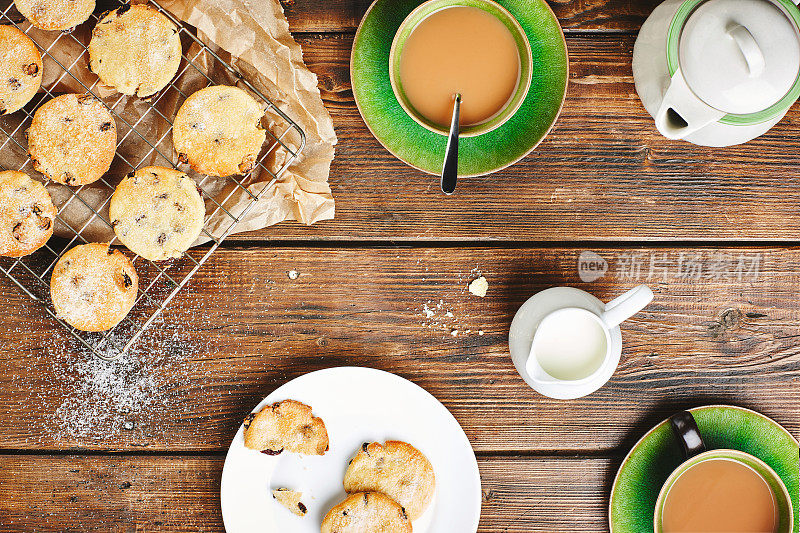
[676,0,800,115]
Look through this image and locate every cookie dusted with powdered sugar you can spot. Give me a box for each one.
[50,243,138,332]
[13,0,95,31]
[172,85,266,177]
[344,440,435,520]
[89,5,182,98]
[321,492,412,533]
[27,93,116,186]
[0,25,43,115]
[109,166,205,261]
[0,170,55,257]
[242,399,328,456]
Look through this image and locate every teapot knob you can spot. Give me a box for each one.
[727,23,765,78]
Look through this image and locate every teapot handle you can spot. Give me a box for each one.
[655,68,726,140]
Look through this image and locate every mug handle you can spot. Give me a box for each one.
[600,284,654,329]
[669,411,707,459]
[654,69,726,140]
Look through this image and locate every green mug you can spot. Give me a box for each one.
[388,0,533,137]
[654,411,795,533]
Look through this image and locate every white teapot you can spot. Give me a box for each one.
[633,0,800,146]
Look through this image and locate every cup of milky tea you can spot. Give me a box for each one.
[389,0,533,137]
[654,412,794,533]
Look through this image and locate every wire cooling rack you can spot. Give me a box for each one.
[0,0,305,361]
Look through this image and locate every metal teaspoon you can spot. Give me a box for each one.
[441,93,461,195]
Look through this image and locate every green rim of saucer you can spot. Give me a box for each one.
[351,0,568,177]
[609,405,800,533]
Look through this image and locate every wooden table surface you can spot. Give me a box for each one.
[1,1,799,531]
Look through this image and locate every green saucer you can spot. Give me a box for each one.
[610,405,800,533]
[351,0,568,177]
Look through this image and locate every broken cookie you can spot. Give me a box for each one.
[243,399,329,456]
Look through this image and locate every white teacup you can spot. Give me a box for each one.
[509,285,654,399]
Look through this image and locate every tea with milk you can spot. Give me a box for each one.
[662,458,778,533]
[398,6,521,128]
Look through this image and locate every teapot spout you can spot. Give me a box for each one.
[655,68,725,140]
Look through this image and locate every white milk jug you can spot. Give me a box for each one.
[509,285,654,400]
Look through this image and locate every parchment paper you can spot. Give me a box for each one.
[160,0,338,231]
[0,0,336,243]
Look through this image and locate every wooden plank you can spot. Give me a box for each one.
[282,0,659,33]
[0,454,610,532]
[228,33,800,242]
[284,0,374,33]
[0,246,797,452]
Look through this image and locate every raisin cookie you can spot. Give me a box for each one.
[0,26,43,115]
[243,399,328,456]
[109,166,204,261]
[27,93,116,185]
[88,5,182,98]
[343,441,435,520]
[172,85,266,177]
[50,243,137,332]
[0,170,55,257]
[13,0,95,31]
[272,488,307,517]
[321,492,412,533]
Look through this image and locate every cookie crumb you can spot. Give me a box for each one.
[287,270,299,280]
[468,276,488,297]
[273,488,307,517]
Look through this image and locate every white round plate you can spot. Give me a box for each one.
[220,366,482,533]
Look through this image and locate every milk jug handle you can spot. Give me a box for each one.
[600,284,654,329]
[654,69,726,140]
